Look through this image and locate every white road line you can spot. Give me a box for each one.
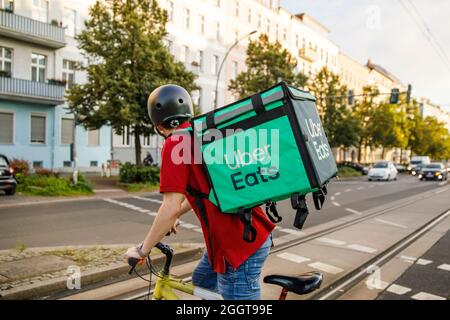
[438,182,448,187]
[437,264,450,271]
[416,259,433,266]
[412,292,446,301]
[316,238,347,246]
[345,189,352,193]
[345,208,362,215]
[132,196,163,204]
[308,262,344,275]
[330,196,336,201]
[400,255,417,264]
[347,244,377,254]
[387,284,412,295]
[104,199,156,218]
[357,187,365,191]
[193,228,203,233]
[277,252,311,264]
[180,223,198,229]
[332,202,341,207]
[279,228,305,236]
[435,187,449,194]
[374,218,408,229]
[365,278,389,290]
[334,192,342,196]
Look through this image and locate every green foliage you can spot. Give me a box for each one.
[337,165,362,178]
[119,163,160,184]
[411,116,450,160]
[9,158,30,176]
[308,67,359,148]
[67,0,198,165]
[228,34,308,98]
[17,174,93,196]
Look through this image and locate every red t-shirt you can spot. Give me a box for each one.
[159,122,275,273]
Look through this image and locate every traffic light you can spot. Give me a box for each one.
[390,88,400,104]
[406,84,412,104]
[348,90,355,106]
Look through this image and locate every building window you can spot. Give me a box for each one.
[32,0,48,23]
[142,134,151,147]
[247,9,251,23]
[212,55,219,75]
[266,19,270,33]
[0,0,14,12]
[216,22,220,41]
[235,1,239,16]
[232,61,238,79]
[283,29,287,41]
[63,8,76,37]
[181,45,189,65]
[200,15,205,35]
[122,126,131,146]
[257,14,262,28]
[215,0,220,7]
[33,161,43,169]
[90,161,98,167]
[167,1,174,21]
[0,112,13,144]
[184,8,190,29]
[88,129,100,146]
[61,118,74,144]
[198,50,204,72]
[234,30,239,43]
[30,114,46,144]
[164,39,173,54]
[63,161,72,167]
[193,88,202,111]
[31,53,46,83]
[62,59,76,89]
[0,47,12,75]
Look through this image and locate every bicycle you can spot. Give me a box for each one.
[128,242,323,300]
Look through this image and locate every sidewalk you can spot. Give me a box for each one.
[0,243,204,300]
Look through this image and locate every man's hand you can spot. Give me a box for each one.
[124,245,146,265]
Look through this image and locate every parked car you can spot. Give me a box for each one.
[418,163,448,181]
[395,163,407,173]
[362,165,370,175]
[410,164,424,176]
[0,154,17,195]
[368,161,398,181]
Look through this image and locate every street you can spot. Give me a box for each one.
[0,175,446,250]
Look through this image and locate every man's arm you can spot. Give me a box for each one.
[140,192,187,256]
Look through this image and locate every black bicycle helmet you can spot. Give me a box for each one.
[148,84,193,128]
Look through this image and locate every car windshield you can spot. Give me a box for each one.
[410,161,422,165]
[425,164,442,169]
[0,157,8,167]
[373,163,388,169]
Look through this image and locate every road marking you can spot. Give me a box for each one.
[347,244,377,254]
[330,196,336,201]
[332,202,341,207]
[345,189,352,193]
[316,238,347,246]
[180,223,198,229]
[308,262,344,275]
[279,228,305,236]
[357,187,365,191]
[437,264,450,271]
[412,292,446,301]
[375,218,408,229]
[365,278,389,290]
[334,192,342,196]
[104,199,157,218]
[193,228,203,233]
[345,208,362,215]
[277,252,311,264]
[400,255,417,264]
[387,284,412,295]
[438,182,448,187]
[416,259,433,266]
[132,196,163,204]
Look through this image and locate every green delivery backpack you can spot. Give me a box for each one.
[187,82,338,242]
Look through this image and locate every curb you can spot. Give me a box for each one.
[0,244,204,300]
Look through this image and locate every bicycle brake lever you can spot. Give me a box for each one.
[128,258,139,275]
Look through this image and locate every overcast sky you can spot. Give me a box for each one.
[280,0,450,111]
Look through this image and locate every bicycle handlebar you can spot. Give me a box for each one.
[127,243,174,275]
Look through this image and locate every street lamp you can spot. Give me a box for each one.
[214,30,257,109]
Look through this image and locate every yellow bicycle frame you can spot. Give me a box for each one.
[152,273,196,300]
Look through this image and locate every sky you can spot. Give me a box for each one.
[280,0,450,112]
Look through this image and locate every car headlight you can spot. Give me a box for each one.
[418,174,423,179]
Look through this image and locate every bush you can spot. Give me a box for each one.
[17,173,93,196]
[337,165,362,178]
[35,168,58,177]
[9,158,30,176]
[119,163,160,184]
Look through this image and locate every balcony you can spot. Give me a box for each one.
[0,76,65,105]
[299,47,319,63]
[0,10,66,49]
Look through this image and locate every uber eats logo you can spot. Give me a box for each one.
[224,145,280,191]
[305,118,331,161]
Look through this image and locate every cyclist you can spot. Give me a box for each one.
[125,84,275,300]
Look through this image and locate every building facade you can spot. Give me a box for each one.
[0,0,111,171]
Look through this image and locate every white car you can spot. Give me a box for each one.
[368,161,398,181]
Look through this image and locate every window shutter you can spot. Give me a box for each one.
[31,115,46,143]
[61,118,74,144]
[0,113,13,144]
[88,129,100,146]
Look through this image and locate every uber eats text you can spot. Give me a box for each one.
[305,118,330,161]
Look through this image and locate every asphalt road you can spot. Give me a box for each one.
[0,174,447,250]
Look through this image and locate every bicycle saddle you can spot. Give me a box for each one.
[264,272,323,295]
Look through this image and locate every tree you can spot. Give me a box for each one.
[228,34,308,98]
[308,67,359,149]
[67,0,198,166]
[411,116,450,160]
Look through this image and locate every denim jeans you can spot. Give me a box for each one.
[192,234,272,300]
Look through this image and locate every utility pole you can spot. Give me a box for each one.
[214,30,257,109]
